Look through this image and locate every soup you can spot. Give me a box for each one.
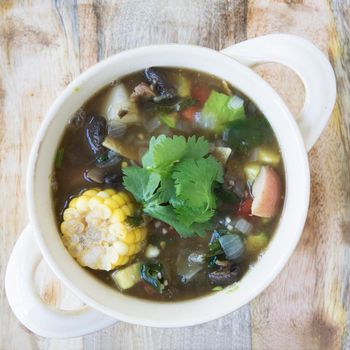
[52,67,284,301]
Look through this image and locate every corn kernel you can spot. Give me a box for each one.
[63,208,80,221]
[68,197,78,208]
[83,189,98,197]
[134,228,142,242]
[112,194,126,207]
[127,244,136,256]
[76,196,90,213]
[119,192,131,202]
[122,230,135,244]
[104,198,119,209]
[114,241,129,255]
[88,196,104,210]
[105,189,116,196]
[96,191,109,199]
[91,204,112,220]
[121,205,132,216]
[111,208,126,223]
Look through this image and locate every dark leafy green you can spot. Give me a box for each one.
[143,96,197,114]
[141,263,166,293]
[226,117,273,153]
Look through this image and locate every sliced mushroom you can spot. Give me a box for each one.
[102,136,139,162]
[251,166,282,218]
[144,67,177,99]
[212,147,232,166]
[208,264,241,285]
[86,115,107,155]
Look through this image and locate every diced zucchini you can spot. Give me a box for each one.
[257,146,280,166]
[177,75,191,97]
[246,233,269,254]
[111,262,141,290]
[160,113,177,128]
[244,162,261,183]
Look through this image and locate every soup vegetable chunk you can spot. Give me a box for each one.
[52,67,284,301]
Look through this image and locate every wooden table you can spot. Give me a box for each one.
[1,1,349,349]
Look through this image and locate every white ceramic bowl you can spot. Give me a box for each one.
[6,34,336,338]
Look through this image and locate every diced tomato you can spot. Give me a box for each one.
[192,85,211,105]
[238,197,253,218]
[181,105,199,121]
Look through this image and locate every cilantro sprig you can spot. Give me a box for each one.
[122,135,223,237]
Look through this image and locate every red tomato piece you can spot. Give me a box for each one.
[192,85,211,105]
[238,197,253,218]
[181,105,199,120]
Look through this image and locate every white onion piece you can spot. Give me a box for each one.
[219,234,244,260]
[108,119,127,139]
[144,117,161,132]
[235,218,253,234]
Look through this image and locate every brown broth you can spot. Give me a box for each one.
[52,67,285,301]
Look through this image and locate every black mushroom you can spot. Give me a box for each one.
[144,67,177,99]
[86,115,107,155]
[208,263,242,286]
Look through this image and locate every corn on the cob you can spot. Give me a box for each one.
[60,188,147,271]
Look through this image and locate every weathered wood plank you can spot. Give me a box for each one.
[247,1,350,349]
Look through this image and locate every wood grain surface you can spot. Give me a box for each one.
[0,1,349,349]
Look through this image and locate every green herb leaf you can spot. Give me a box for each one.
[172,156,223,209]
[122,166,161,203]
[123,136,226,238]
[200,91,246,132]
[144,96,197,114]
[141,263,165,293]
[55,148,65,168]
[226,117,273,153]
[183,136,209,160]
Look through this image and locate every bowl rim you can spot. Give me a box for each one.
[26,44,310,327]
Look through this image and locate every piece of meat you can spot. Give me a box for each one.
[131,82,156,101]
[251,166,282,218]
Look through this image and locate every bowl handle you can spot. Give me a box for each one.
[221,34,336,151]
[5,225,116,338]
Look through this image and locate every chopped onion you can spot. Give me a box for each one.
[108,119,127,139]
[176,250,204,283]
[235,218,253,234]
[85,167,105,184]
[228,95,244,110]
[144,116,161,132]
[219,234,244,260]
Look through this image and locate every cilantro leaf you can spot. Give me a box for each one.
[142,135,187,176]
[122,166,161,203]
[172,156,223,209]
[183,136,209,160]
[122,136,226,238]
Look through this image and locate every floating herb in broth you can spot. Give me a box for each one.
[52,67,284,301]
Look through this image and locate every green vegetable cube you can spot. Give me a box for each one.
[257,146,280,166]
[246,233,269,254]
[111,262,141,290]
